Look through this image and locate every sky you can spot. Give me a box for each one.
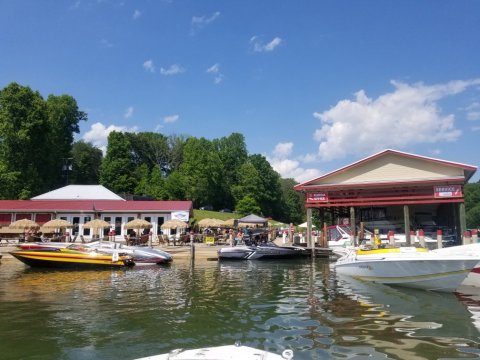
[1,0,480,183]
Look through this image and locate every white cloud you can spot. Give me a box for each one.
[313,79,480,161]
[466,102,480,121]
[164,114,179,123]
[160,64,185,76]
[191,11,220,34]
[273,142,293,157]
[250,36,283,52]
[133,9,141,20]
[82,122,138,153]
[143,59,155,73]
[206,63,224,84]
[100,38,114,48]
[124,106,134,119]
[268,142,322,183]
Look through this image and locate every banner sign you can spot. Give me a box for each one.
[306,192,328,203]
[171,211,189,222]
[434,185,462,198]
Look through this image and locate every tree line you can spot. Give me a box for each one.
[0,83,305,224]
[1,82,478,228]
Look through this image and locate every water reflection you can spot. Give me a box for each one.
[1,258,480,359]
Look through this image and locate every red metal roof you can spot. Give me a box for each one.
[0,200,193,212]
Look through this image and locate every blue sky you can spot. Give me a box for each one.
[1,0,480,183]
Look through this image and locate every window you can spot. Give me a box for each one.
[72,217,80,236]
[115,217,122,235]
[83,216,91,236]
[103,217,111,236]
[157,217,164,234]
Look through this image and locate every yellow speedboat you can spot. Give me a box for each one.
[10,244,134,269]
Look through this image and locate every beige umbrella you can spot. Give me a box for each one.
[42,219,73,229]
[83,219,110,229]
[124,218,152,230]
[161,219,188,230]
[83,219,111,239]
[222,218,237,227]
[9,218,39,229]
[198,218,224,228]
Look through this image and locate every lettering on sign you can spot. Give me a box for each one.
[307,192,328,203]
[434,185,462,198]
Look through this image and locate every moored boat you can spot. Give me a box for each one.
[10,245,135,269]
[134,344,294,360]
[17,241,172,265]
[334,246,480,292]
[218,242,307,260]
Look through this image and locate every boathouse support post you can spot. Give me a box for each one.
[459,202,467,245]
[404,205,411,246]
[306,207,314,258]
[349,207,356,246]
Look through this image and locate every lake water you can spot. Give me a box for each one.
[2,257,480,360]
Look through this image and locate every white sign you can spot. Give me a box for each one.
[171,211,189,222]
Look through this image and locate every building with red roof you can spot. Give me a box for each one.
[0,185,193,240]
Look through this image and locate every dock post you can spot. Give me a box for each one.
[306,208,314,258]
[436,229,443,249]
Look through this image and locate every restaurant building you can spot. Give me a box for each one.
[294,149,477,245]
[0,185,193,240]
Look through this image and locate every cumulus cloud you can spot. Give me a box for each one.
[143,59,155,73]
[191,11,220,34]
[133,9,141,20]
[466,102,480,121]
[124,106,134,119]
[164,114,179,123]
[160,64,185,76]
[313,79,480,161]
[250,36,283,52]
[268,142,322,183]
[206,63,224,84]
[273,142,293,157]
[82,122,138,153]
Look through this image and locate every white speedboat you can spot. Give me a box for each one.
[218,242,307,260]
[334,246,480,292]
[432,243,480,287]
[134,344,294,360]
[18,241,172,265]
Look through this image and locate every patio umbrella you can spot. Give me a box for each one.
[42,219,73,229]
[83,219,110,229]
[124,218,153,246]
[83,219,111,239]
[124,218,152,230]
[222,218,237,227]
[161,219,188,230]
[198,218,224,228]
[9,219,40,229]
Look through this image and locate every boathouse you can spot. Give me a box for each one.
[294,149,477,245]
[0,185,193,240]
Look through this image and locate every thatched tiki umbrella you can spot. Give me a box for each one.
[197,218,224,228]
[83,219,111,240]
[9,219,40,242]
[42,219,74,241]
[124,218,153,246]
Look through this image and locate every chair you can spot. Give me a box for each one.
[138,234,149,246]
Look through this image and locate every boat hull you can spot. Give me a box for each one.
[335,249,480,292]
[10,249,134,269]
[134,345,293,360]
[218,244,306,260]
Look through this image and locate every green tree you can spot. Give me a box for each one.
[279,178,305,224]
[0,83,49,198]
[45,94,86,188]
[236,195,261,216]
[70,141,102,184]
[248,154,283,218]
[466,205,480,228]
[164,170,186,200]
[231,162,262,204]
[179,137,227,208]
[99,131,136,195]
